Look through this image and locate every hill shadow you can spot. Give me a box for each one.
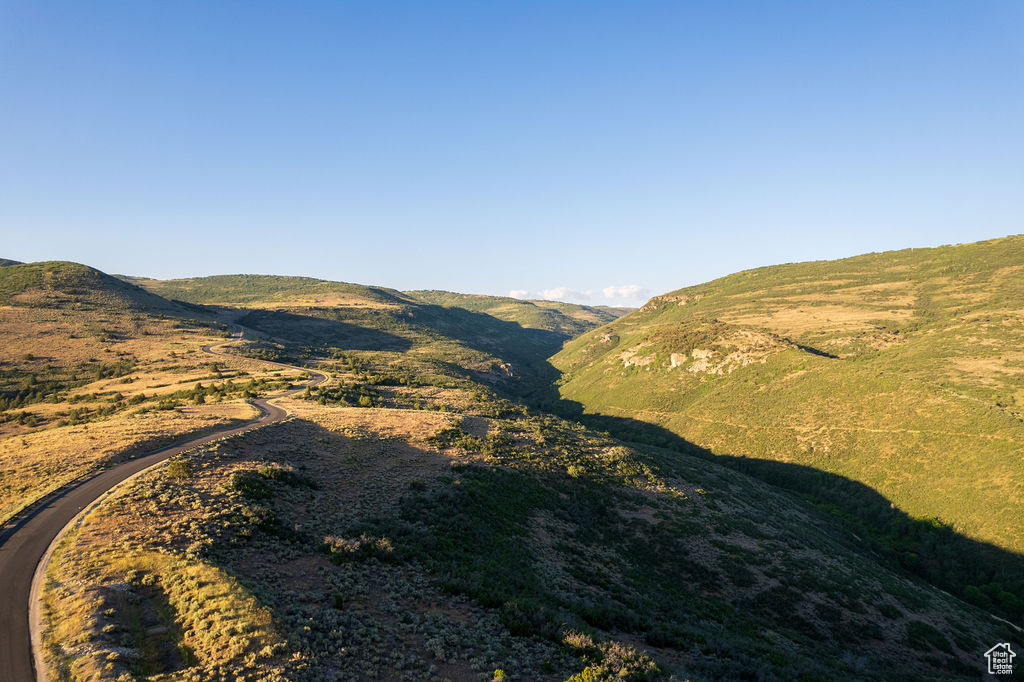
[236,309,413,352]
[533,388,1024,629]
[406,302,565,390]
[408,302,567,356]
[161,417,1015,678]
[237,302,569,395]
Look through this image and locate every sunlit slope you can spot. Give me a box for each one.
[0,261,302,526]
[131,275,625,336]
[130,274,618,396]
[125,273,408,309]
[1,261,196,315]
[552,235,1024,553]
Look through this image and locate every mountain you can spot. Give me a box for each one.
[405,289,628,338]
[0,261,196,315]
[552,235,1024,620]
[129,274,627,396]
[4,256,1020,680]
[0,258,23,267]
[129,274,628,335]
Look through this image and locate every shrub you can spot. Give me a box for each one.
[166,460,193,479]
[322,534,396,563]
[229,471,272,501]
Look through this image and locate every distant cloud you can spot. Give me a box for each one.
[540,287,593,302]
[518,285,650,305]
[602,284,650,300]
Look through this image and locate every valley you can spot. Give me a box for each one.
[0,248,1021,681]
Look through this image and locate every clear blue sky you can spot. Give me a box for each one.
[2,2,1022,306]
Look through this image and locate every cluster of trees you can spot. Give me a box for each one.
[0,383,57,411]
[0,359,136,411]
[0,410,38,427]
[306,382,382,408]
[181,378,289,405]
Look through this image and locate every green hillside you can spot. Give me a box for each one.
[405,290,628,337]
[0,258,22,267]
[0,261,195,315]
[130,275,623,397]
[7,257,1020,679]
[132,275,626,337]
[124,273,407,307]
[552,235,1024,617]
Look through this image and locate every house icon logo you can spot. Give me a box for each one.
[985,642,1016,675]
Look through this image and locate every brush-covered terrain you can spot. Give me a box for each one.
[553,235,1024,625]
[126,274,626,403]
[2,254,1019,681]
[0,261,310,526]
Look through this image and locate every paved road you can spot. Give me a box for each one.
[0,327,326,681]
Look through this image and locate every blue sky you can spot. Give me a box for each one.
[2,2,1022,307]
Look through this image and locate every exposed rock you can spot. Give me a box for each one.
[641,293,704,312]
[620,345,656,368]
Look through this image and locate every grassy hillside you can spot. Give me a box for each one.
[132,274,626,336]
[126,273,407,309]
[406,290,628,337]
[4,257,1016,679]
[38,352,1016,681]
[1,261,195,315]
[0,263,305,527]
[0,258,22,267]
[553,235,1024,617]
[131,275,622,399]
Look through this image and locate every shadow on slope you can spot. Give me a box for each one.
[236,303,568,395]
[236,308,414,353]
[184,418,1011,680]
[543,396,1024,628]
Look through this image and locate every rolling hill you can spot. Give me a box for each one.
[128,274,628,334]
[128,273,629,397]
[552,235,1024,619]
[2,256,1019,679]
[1,261,196,315]
[405,289,628,337]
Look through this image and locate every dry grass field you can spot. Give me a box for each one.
[0,298,304,526]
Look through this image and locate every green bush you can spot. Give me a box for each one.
[228,471,273,501]
[165,460,193,479]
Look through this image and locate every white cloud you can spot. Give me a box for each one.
[540,287,593,302]
[602,284,650,300]
[508,289,529,299]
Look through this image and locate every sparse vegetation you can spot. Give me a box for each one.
[554,235,1024,624]
[3,249,1017,681]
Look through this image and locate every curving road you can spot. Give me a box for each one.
[0,326,326,681]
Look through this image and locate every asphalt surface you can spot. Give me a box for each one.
[0,328,325,681]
